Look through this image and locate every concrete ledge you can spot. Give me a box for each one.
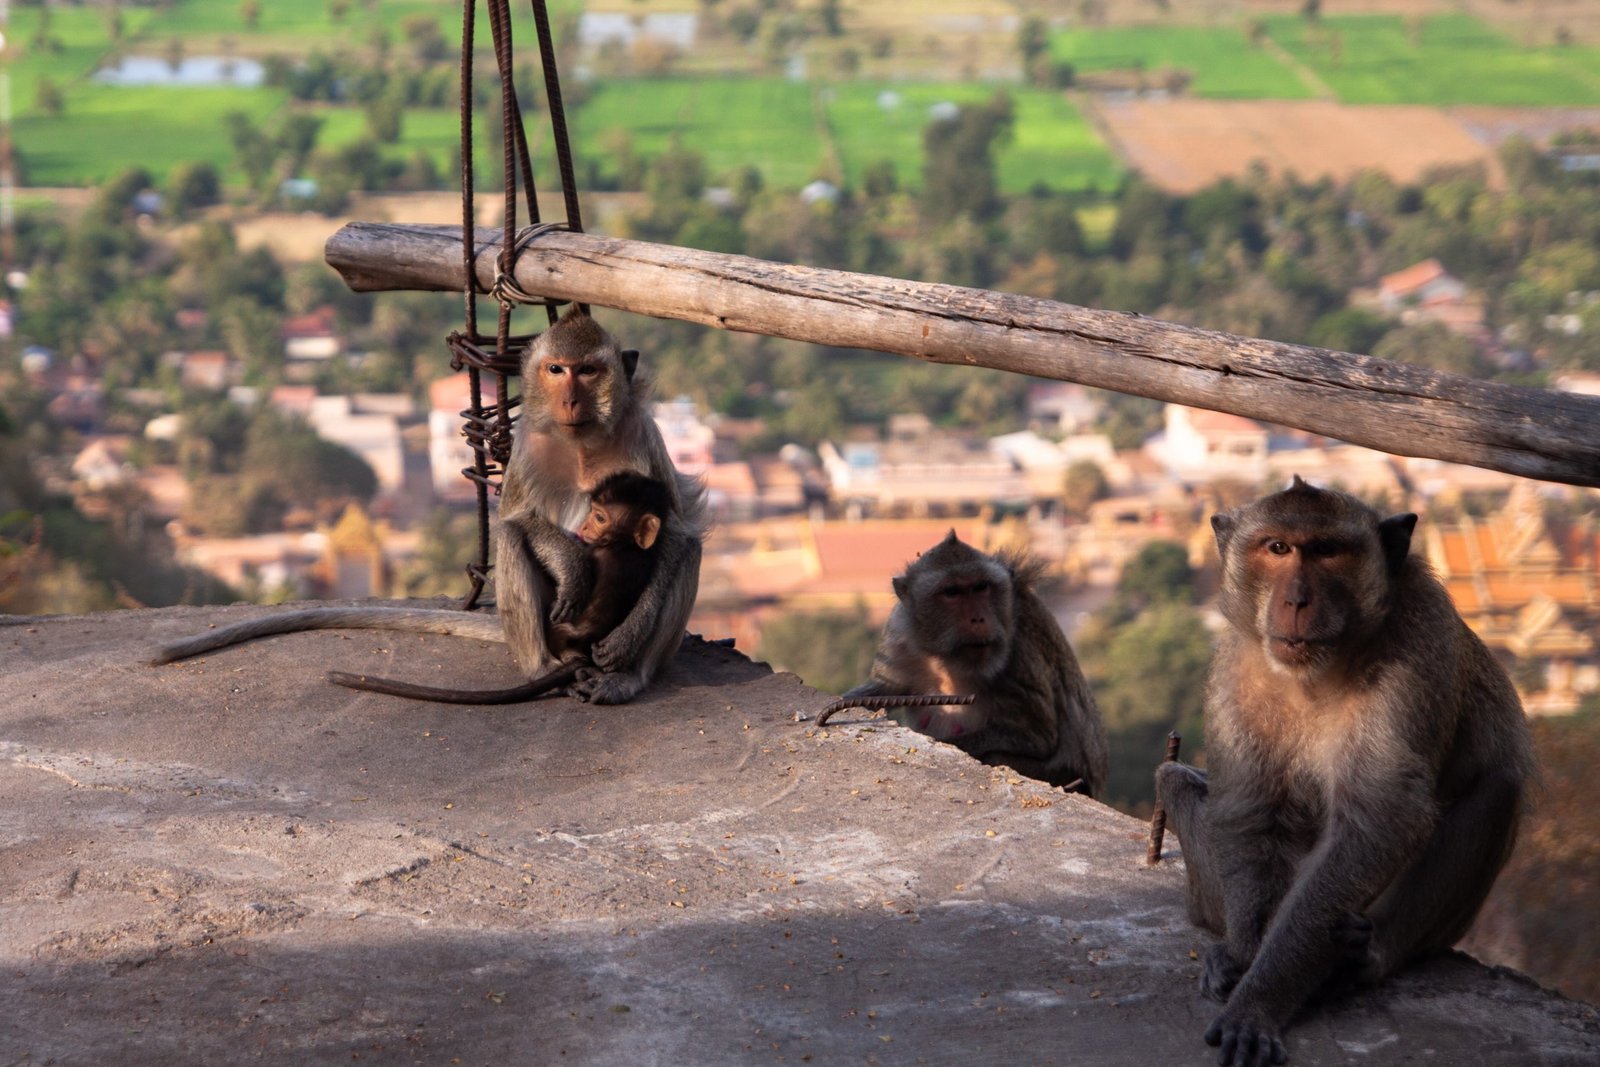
[3,602,1597,1064]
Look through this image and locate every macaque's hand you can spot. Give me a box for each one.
[548,577,588,626]
[1205,1005,1288,1067]
[590,625,636,671]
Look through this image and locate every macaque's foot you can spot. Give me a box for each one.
[1324,912,1382,994]
[569,668,644,705]
[1200,943,1245,1002]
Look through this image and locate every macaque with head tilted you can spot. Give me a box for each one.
[153,308,706,707]
[1155,477,1532,1066]
[843,531,1108,796]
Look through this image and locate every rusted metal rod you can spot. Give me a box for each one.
[810,693,975,728]
[1146,731,1183,865]
[325,222,1600,488]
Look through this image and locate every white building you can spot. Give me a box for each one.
[307,395,407,495]
[1150,405,1270,484]
[428,373,501,499]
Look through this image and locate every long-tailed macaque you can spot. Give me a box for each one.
[843,531,1108,796]
[328,471,670,704]
[153,309,706,706]
[1156,478,1533,1066]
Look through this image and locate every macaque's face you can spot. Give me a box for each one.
[576,501,615,545]
[577,500,661,550]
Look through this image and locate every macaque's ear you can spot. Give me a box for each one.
[634,512,661,551]
[1378,513,1418,574]
[1211,512,1235,553]
[620,349,640,381]
[892,575,908,601]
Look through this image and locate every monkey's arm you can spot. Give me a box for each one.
[1210,780,1295,980]
[1211,773,1436,1060]
[840,614,920,702]
[841,678,900,700]
[948,709,1056,763]
[507,513,592,624]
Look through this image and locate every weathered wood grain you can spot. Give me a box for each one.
[325,222,1600,488]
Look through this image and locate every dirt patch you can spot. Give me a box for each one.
[231,191,646,264]
[1092,97,1503,193]
[1449,105,1600,146]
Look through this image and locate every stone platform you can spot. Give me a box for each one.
[2,601,1596,1065]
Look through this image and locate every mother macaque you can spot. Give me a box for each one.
[154,309,705,707]
[493,309,705,705]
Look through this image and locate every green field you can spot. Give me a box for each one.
[130,0,558,53]
[1049,24,1313,100]
[576,77,825,189]
[8,0,576,186]
[825,83,1122,193]
[16,86,288,187]
[8,5,160,113]
[1265,14,1600,106]
[20,2,1600,192]
[1000,89,1123,193]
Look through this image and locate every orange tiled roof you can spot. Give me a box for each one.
[1436,529,1474,573]
[429,372,500,412]
[809,521,990,585]
[281,306,338,338]
[1484,574,1592,609]
[1443,578,1483,613]
[1185,409,1265,435]
[1379,258,1447,296]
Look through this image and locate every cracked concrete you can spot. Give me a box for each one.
[2,600,1597,1065]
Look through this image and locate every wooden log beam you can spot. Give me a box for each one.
[326,222,1600,489]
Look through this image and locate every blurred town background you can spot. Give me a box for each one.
[4,0,1600,1004]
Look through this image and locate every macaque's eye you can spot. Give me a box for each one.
[545,363,564,376]
[1267,540,1292,556]
[576,364,601,378]
[970,581,991,595]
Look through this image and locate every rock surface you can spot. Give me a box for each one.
[3,601,1597,1065]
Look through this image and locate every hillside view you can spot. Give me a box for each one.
[4,0,1600,1008]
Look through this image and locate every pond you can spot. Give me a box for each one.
[94,55,265,88]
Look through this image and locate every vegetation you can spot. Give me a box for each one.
[757,602,879,695]
[1075,541,1211,813]
[20,5,1600,201]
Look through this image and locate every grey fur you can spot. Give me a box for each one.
[154,311,705,707]
[845,531,1108,796]
[1157,479,1534,1066]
